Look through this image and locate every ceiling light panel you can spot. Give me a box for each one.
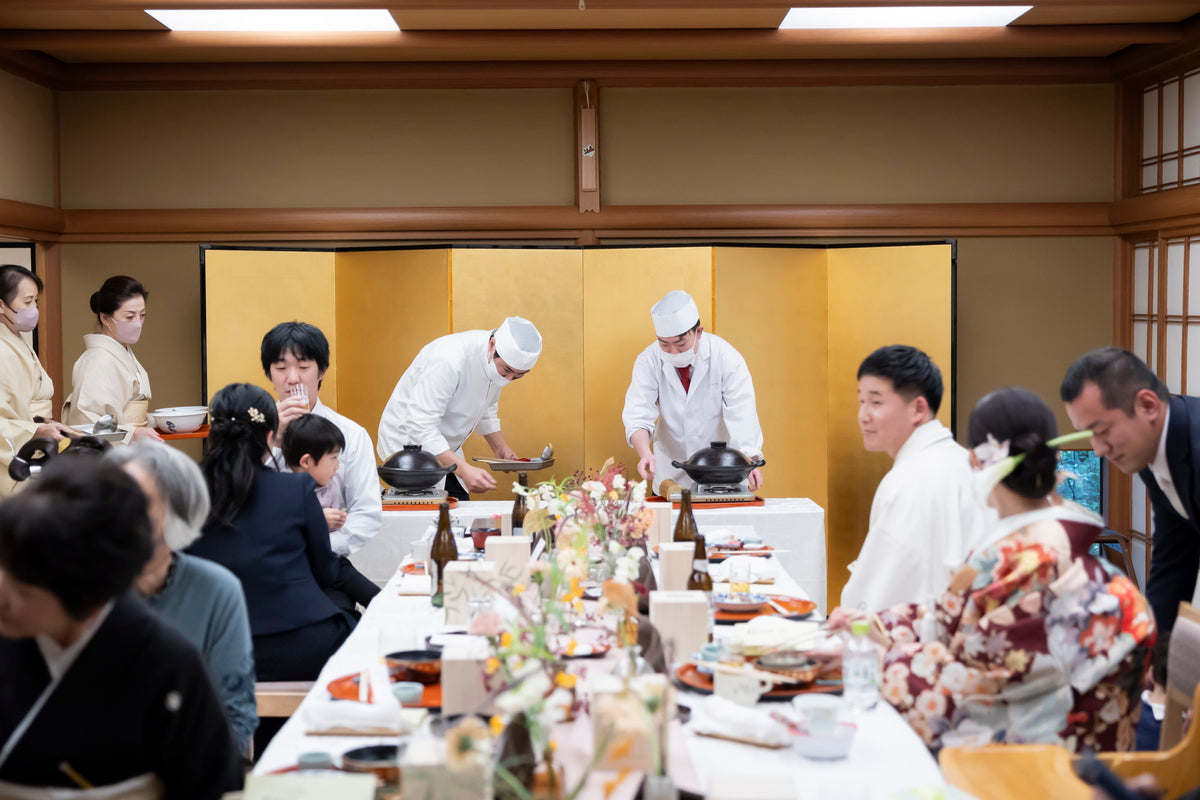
[144,9,400,32]
[779,6,1033,29]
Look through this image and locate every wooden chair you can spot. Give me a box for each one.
[940,743,1092,800]
[1098,603,1200,799]
[1094,528,1137,587]
[254,681,313,719]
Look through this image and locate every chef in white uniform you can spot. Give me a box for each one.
[622,290,764,493]
[840,344,988,613]
[0,265,75,495]
[62,275,160,442]
[377,316,542,499]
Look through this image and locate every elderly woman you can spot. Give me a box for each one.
[856,388,1155,753]
[107,440,257,755]
[0,265,75,495]
[0,458,241,798]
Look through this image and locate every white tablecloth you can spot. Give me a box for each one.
[350,498,828,613]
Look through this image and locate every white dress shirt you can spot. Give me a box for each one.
[1149,406,1189,520]
[840,419,990,613]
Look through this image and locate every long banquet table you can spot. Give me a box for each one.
[350,498,829,614]
[257,551,943,799]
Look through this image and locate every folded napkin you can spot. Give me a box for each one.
[689,694,791,747]
[398,575,432,596]
[305,696,412,736]
[709,556,781,583]
[727,616,821,656]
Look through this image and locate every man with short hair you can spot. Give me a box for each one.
[377,317,542,500]
[1062,346,1199,632]
[261,321,381,613]
[841,344,987,612]
[622,289,764,493]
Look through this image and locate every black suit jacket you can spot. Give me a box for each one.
[1140,394,1200,632]
[189,466,340,637]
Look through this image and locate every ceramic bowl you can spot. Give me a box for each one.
[341,744,400,783]
[713,592,767,613]
[790,720,856,760]
[148,406,208,434]
[391,681,424,705]
[385,649,442,685]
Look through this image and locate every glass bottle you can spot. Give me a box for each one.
[672,488,698,542]
[843,618,880,711]
[512,471,528,539]
[686,533,714,642]
[430,502,458,608]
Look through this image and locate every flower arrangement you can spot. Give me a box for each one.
[516,458,653,551]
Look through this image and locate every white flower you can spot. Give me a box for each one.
[613,474,626,490]
[495,670,552,718]
[608,540,624,554]
[627,546,645,561]
[582,480,606,495]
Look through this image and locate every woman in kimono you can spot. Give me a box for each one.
[62,275,159,441]
[865,388,1155,753]
[0,265,74,496]
[0,457,242,799]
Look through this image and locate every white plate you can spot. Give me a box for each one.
[713,592,768,613]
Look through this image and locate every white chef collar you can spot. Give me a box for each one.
[493,316,542,371]
[651,290,700,338]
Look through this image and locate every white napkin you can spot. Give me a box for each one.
[727,616,822,656]
[398,575,432,596]
[703,528,737,545]
[689,694,791,747]
[305,696,411,735]
[709,556,780,583]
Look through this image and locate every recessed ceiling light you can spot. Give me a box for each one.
[779,6,1033,29]
[144,9,400,32]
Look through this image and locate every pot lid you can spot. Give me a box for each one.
[382,444,445,472]
[676,441,756,469]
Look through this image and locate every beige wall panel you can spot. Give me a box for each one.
[59,89,573,209]
[450,247,583,500]
[204,249,338,406]
[582,247,713,485]
[826,244,953,607]
[602,85,1113,205]
[955,237,1113,437]
[336,248,449,459]
[60,242,205,460]
[0,70,56,207]
[713,247,828,506]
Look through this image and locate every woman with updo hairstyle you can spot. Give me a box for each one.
[187,383,353,687]
[865,388,1156,754]
[0,457,242,798]
[62,275,160,442]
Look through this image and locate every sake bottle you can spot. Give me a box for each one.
[673,488,698,542]
[512,471,528,538]
[430,502,458,608]
[686,533,714,642]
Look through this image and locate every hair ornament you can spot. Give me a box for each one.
[247,407,265,425]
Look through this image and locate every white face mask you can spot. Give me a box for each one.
[486,357,511,387]
[662,347,696,369]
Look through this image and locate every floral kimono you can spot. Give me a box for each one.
[877,505,1155,753]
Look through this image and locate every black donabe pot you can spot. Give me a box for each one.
[377,444,457,490]
[671,441,765,485]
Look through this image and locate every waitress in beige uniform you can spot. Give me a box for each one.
[0,265,75,495]
[63,275,160,442]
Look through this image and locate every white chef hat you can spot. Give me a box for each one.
[493,316,542,371]
[651,290,700,338]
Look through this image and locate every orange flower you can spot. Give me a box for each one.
[555,672,577,689]
[602,579,638,615]
[604,768,633,799]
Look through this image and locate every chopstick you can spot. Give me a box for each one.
[694,730,790,750]
[712,661,796,685]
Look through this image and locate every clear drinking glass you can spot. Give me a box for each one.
[729,559,752,597]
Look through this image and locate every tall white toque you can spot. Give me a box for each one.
[651,290,701,338]
[493,316,543,370]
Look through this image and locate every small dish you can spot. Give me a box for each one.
[342,744,401,783]
[713,592,768,613]
[756,651,821,684]
[790,720,856,760]
[385,650,442,685]
[391,681,424,705]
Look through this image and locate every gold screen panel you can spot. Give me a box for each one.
[581,247,712,478]
[335,248,449,459]
[449,247,584,498]
[204,248,339,406]
[825,244,953,606]
[713,247,828,506]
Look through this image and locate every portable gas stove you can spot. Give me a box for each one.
[381,487,449,506]
[669,482,757,503]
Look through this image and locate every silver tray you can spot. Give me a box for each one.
[72,424,129,443]
[472,456,556,472]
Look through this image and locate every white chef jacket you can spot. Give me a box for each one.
[840,419,990,613]
[0,324,53,496]
[268,400,382,557]
[622,332,764,490]
[377,330,504,475]
[62,334,152,426]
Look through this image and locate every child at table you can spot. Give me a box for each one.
[281,413,378,618]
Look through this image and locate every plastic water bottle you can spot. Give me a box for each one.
[842,618,879,711]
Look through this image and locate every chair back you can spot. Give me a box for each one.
[1162,602,1200,749]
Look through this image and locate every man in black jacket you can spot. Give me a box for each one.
[1062,347,1200,632]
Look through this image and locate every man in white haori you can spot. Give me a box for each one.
[622,290,764,493]
[377,316,542,499]
[841,344,988,613]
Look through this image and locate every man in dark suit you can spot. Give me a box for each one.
[1062,347,1200,632]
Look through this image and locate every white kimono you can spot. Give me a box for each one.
[840,419,990,613]
[62,334,152,427]
[0,324,53,496]
[621,332,763,490]
[377,330,504,476]
[269,400,382,556]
